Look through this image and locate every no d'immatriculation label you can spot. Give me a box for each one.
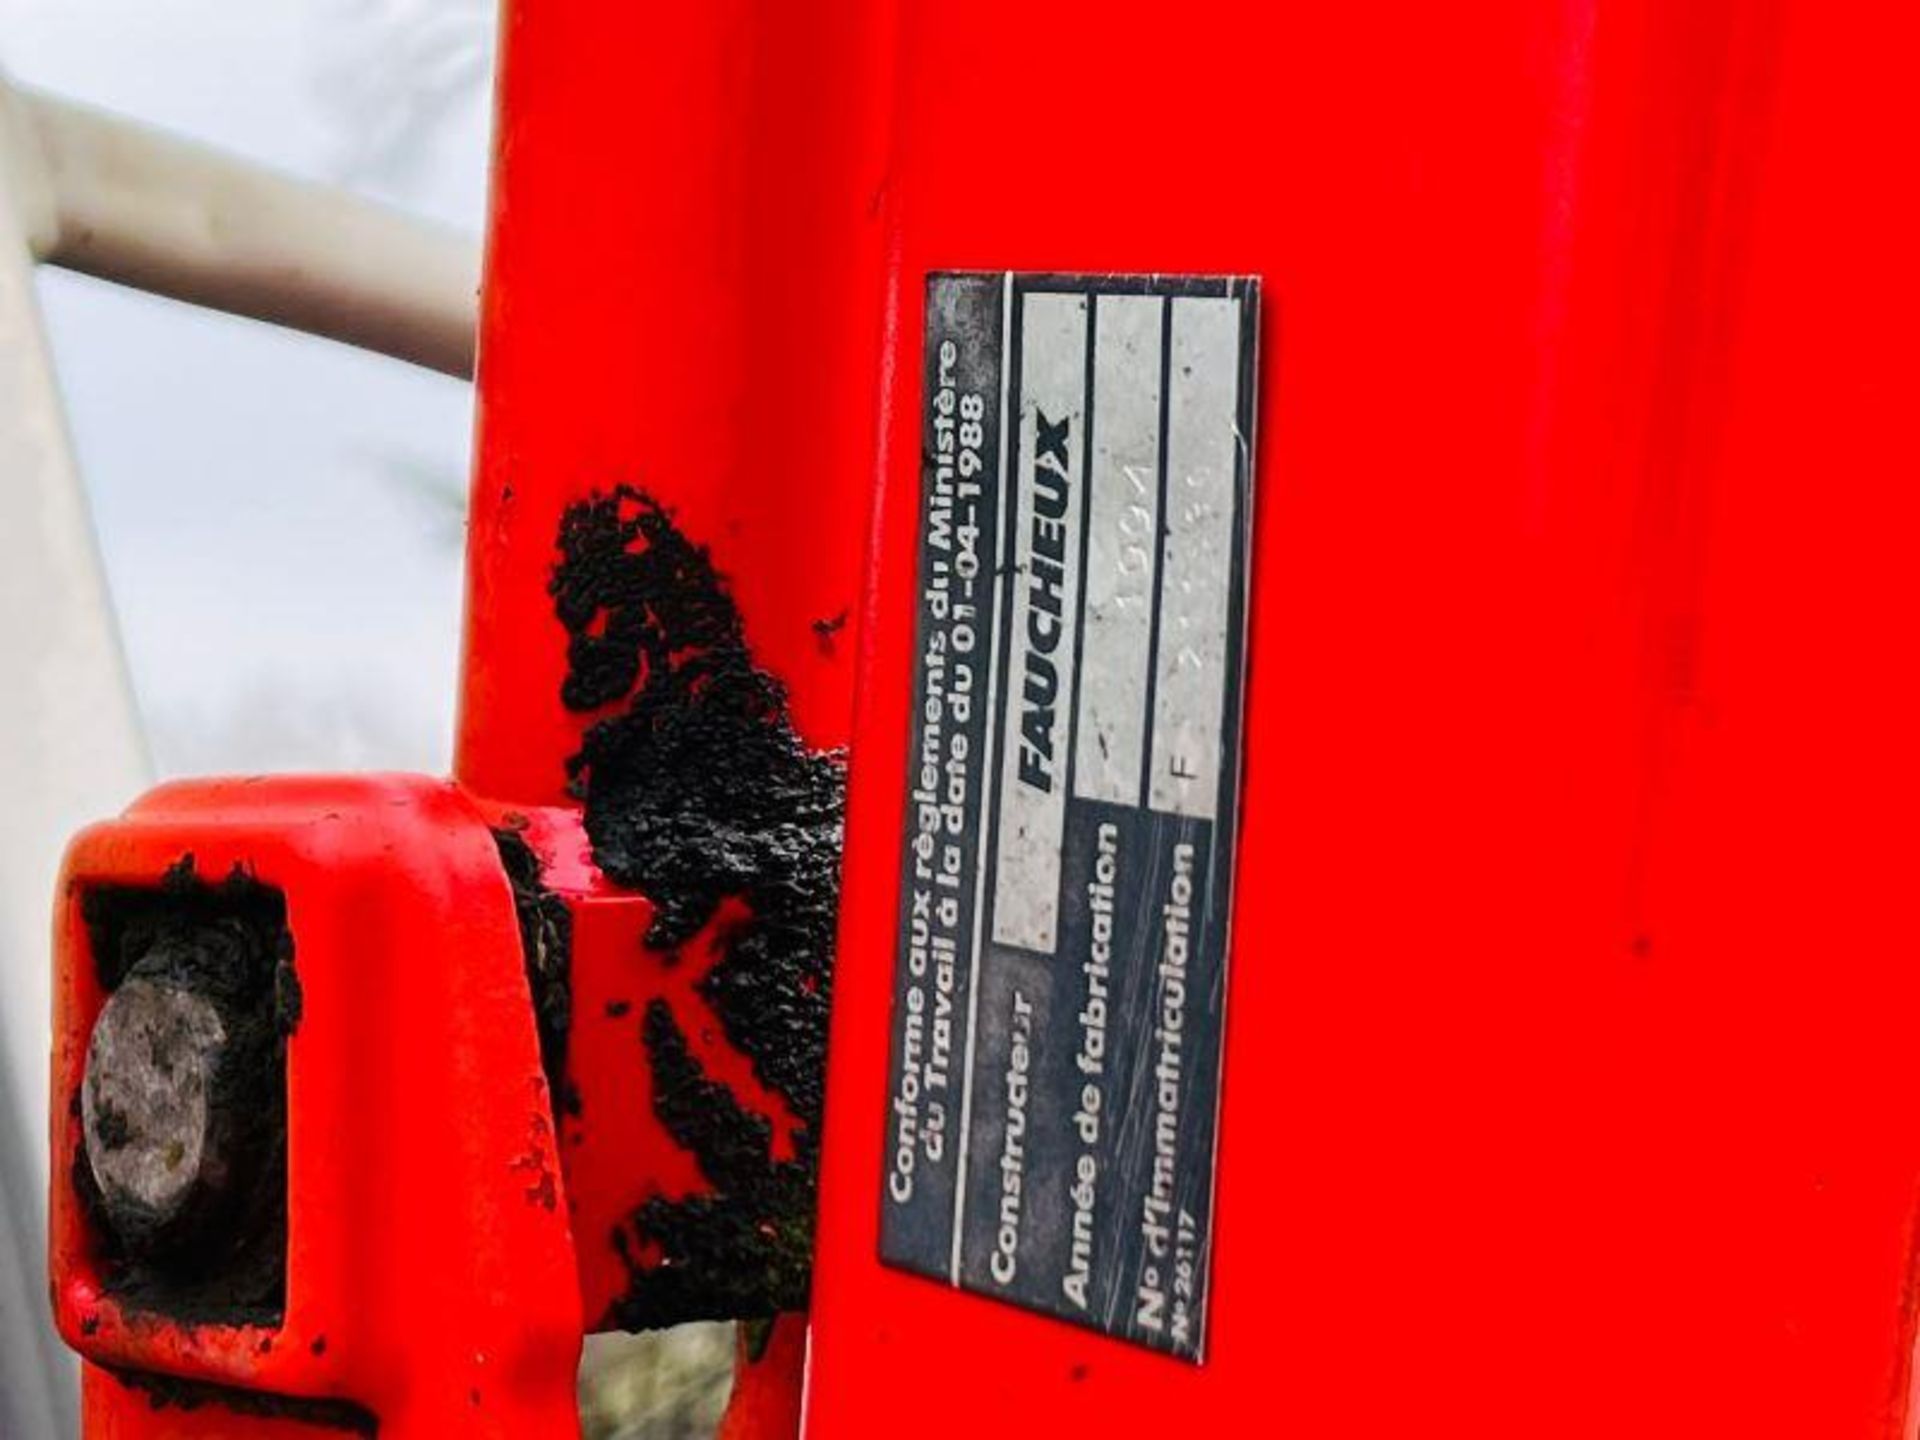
[879,272,1259,1362]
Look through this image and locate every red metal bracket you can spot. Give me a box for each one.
[53,777,581,1436]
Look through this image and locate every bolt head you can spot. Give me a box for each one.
[82,976,231,1243]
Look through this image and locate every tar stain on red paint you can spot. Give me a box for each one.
[106,1366,374,1436]
[494,826,580,1117]
[550,487,842,1328]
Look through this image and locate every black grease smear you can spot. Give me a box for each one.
[78,858,297,1327]
[606,1003,815,1325]
[106,1366,376,1436]
[811,608,849,655]
[740,1315,777,1363]
[551,487,842,1328]
[493,827,579,1117]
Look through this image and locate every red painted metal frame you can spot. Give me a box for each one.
[457,0,894,803]
[51,1,896,1434]
[48,0,1920,1435]
[53,777,582,1436]
[805,2,1920,1437]
[453,0,893,1422]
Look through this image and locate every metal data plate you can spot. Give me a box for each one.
[880,271,1259,1361]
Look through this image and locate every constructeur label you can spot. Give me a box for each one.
[880,271,1259,1361]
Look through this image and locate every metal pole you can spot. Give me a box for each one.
[10,83,479,380]
[0,81,145,1440]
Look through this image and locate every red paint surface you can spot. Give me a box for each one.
[807,1,1920,1436]
[455,9,893,1414]
[80,1362,358,1439]
[455,0,895,800]
[719,1316,808,1440]
[489,806,810,1332]
[53,777,583,1437]
[51,2,1920,1435]
[57,3,900,1432]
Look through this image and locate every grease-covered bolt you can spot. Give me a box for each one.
[80,926,270,1255]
